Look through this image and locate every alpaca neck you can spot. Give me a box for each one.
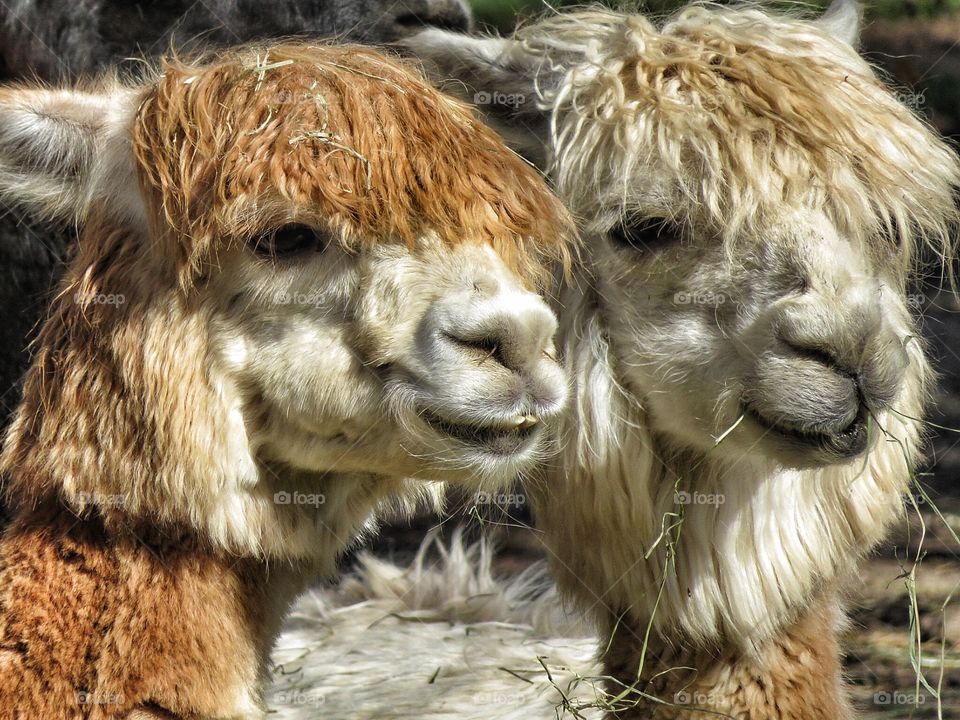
[535,281,910,651]
[255,464,419,570]
[0,500,309,718]
[600,591,854,720]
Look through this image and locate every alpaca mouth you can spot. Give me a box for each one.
[421,411,542,455]
[743,404,869,459]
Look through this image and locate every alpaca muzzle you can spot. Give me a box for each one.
[743,326,907,464]
[405,268,568,465]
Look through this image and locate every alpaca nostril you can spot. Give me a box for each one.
[779,335,903,412]
[780,339,857,378]
[433,283,558,374]
[440,305,556,374]
[443,332,506,367]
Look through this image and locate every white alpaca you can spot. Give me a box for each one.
[0,43,572,718]
[405,1,960,716]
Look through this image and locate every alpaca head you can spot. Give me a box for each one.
[406,0,960,470]
[0,44,572,557]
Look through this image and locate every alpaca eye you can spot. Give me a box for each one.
[609,217,680,253]
[250,224,325,257]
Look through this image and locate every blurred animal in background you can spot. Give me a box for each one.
[0,0,472,79]
[406,0,960,716]
[0,42,571,718]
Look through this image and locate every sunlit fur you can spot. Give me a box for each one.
[535,7,956,268]
[134,44,569,287]
[0,44,572,718]
[406,2,960,716]
[521,0,957,640]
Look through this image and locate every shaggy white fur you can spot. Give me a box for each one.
[405,3,960,714]
[268,534,602,720]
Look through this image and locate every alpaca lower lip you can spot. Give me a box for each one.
[421,411,541,455]
[744,405,869,458]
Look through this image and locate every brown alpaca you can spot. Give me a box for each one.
[0,44,572,719]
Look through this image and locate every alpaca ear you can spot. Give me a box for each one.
[818,0,861,47]
[401,29,558,167]
[0,86,143,225]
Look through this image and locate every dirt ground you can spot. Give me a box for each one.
[849,510,960,718]
[861,290,960,717]
[849,289,960,716]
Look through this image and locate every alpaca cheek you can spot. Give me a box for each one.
[256,328,382,425]
[350,250,431,365]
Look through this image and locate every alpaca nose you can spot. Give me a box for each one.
[386,0,471,36]
[438,283,558,375]
[778,336,859,379]
[775,287,907,409]
[777,283,881,373]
